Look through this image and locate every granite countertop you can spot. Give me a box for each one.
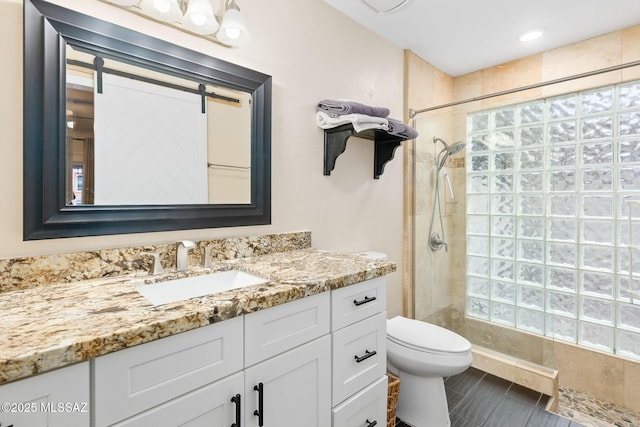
[0,249,395,385]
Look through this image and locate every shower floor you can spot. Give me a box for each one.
[556,386,640,427]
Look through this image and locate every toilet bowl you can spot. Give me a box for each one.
[387,316,472,427]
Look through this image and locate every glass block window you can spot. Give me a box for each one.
[466,81,640,360]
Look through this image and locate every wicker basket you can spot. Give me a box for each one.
[386,373,400,427]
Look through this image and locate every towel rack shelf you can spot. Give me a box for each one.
[323,124,406,179]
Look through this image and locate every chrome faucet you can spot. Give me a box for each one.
[176,240,196,271]
[141,251,164,275]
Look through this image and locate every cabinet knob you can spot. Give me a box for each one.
[366,419,378,427]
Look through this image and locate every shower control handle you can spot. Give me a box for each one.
[353,295,376,306]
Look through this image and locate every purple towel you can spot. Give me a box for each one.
[317,99,390,118]
[387,119,419,139]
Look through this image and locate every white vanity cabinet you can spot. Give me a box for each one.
[94,292,331,427]
[331,277,388,427]
[0,361,90,427]
[243,292,331,427]
[0,276,388,427]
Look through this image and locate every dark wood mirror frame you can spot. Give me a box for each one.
[23,0,271,240]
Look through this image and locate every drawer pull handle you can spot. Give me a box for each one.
[366,420,378,427]
[354,349,377,363]
[231,393,241,427]
[353,295,376,306]
[253,382,264,426]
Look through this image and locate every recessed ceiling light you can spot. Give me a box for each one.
[362,0,411,14]
[519,28,545,42]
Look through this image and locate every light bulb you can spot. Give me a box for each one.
[140,0,183,22]
[225,27,240,39]
[189,14,207,26]
[182,0,219,35]
[217,6,250,46]
[153,0,170,13]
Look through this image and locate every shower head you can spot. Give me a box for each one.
[433,137,466,170]
[446,141,466,156]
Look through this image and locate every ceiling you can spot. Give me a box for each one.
[323,0,640,77]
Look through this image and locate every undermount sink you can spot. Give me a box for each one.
[135,270,269,306]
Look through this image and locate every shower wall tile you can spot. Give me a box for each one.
[622,25,640,68]
[623,359,640,412]
[480,55,543,99]
[405,51,436,108]
[453,70,482,102]
[542,32,621,83]
[554,341,625,407]
[405,50,453,108]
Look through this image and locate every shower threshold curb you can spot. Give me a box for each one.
[470,345,560,411]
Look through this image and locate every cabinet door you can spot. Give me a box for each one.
[244,335,331,427]
[0,362,89,427]
[332,376,387,427]
[111,372,243,427]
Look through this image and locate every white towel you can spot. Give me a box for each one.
[316,111,388,133]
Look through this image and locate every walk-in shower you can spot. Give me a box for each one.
[429,137,466,252]
[410,60,640,373]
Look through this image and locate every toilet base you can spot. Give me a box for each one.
[395,371,450,427]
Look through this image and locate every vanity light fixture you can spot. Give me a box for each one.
[103,0,251,46]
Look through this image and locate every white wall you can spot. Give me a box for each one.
[1,0,405,316]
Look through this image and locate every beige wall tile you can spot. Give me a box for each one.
[433,68,455,106]
[623,360,640,412]
[481,55,543,96]
[543,32,622,82]
[554,342,625,407]
[622,24,640,64]
[453,71,482,102]
[542,72,623,99]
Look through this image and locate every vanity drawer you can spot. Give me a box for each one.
[332,375,387,427]
[332,312,387,406]
[245,292,330,367]
[94,316,243,427]
[332,277,386,331]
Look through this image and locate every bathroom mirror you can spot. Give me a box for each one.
[24,0,271,240]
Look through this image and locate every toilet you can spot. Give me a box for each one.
[387,315,473,427]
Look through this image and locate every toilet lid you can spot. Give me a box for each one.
[387,316,471,354]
